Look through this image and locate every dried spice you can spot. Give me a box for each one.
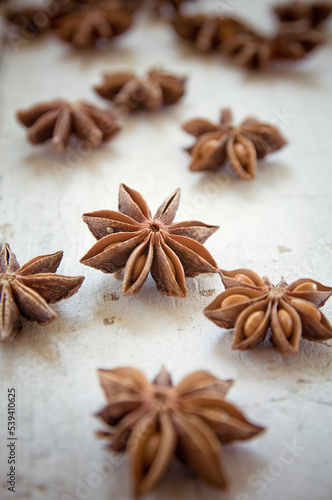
[204,268,332,356]
[271,20,325,60]
[273,1,332,27]
[221,29,273,70]
[96,366,265,497]
[80,184,219,297]
[183,108,287,180]
[171,14,224,51]
[17,99,121,153]
[94,68,187,112]
[0,244,84,342]
[55,4,133,48]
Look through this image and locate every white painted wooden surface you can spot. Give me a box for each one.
[1,1,332,499]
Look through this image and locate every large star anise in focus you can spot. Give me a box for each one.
[204,268,332,356]
[94,68,187,112]
[17,99,121,153]
[55,4,133,47]
[183,108,287,180]
[80,184,219,297]
[273,1,332,27]
[0,244,84,342]
[96,366,265,497]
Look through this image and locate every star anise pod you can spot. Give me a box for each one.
[17,99,121,153]
[204,268,332,356]
[96,366,265,497]
[94,68,187,112]
[271,20,325,60]
[171,14,223,51]
[221,29,273,70]
[55,4,133,48]
[0,244,84,342]
[182,108,287,180]
[171,14,254,53]
[273,1,332,27]
[80,184,219,297]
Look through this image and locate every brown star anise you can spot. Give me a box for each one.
[271,20,325,60]
[80,184,219,297]
[0,244,84,342]
[55,4,133,48]
[204,268,332,356]
[96,366,265,497]
[171,14,224,51]
[221,29,273,70]
[273,1,332,27]
[94,68,187,112]
[17,99,121,153]
[182,108,287,180]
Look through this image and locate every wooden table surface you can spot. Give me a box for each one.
[1,1,332,499]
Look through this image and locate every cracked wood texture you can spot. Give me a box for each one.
[0,1,332,499]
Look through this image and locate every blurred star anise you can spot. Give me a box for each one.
[183,108,287,180]
[204,268,332,356]
[96,366,265,497]
[273,1,332,27]
[0,244,84,342]
[171,14,224,51]
[271,20,325,60]
[94,68,187,112]
[80,184,219,297]
[17,99,121,153]
[56,4,133,48]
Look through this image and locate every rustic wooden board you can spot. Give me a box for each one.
[1,1,332,500]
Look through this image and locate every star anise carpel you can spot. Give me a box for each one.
[94,68,187,112]
[96,366,265,498]
[80,184,219,297]
[17,99,121,153]
[204,268,332,356]
[55,3,133,48]
[0,244,84,342]
[273,1,332,28]
[182,108,287,180]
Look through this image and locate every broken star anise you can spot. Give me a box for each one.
[182,108,287,180]
[273,1,332,28]
[55,4,133,48]
[96,366,265,497]
[94,68,187,112]
[204,268,332,356]
[80,184,219,297]
[17,99,121,153]
[0,244,84,342]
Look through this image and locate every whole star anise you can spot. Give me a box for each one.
[55,4,133,47]
[80,184,219,297]
[273,1,332,27]
[171,14,224,51]
[221,29,273,70]
[182,108,287,180]
[0,244,84,342]
[94,68,187,112]
[204,268,332,356]
[96,366,265,497]
[17,99,121,153]
[271,20,324,60]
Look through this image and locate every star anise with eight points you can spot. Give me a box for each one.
[80,184,219,297]
[204,268,332,355]
[17,99,121,153]
[94,68,187,112]
[55,3,133,47]
[96,366,265,498]
[183,108,287,180]
[0,244,84,342]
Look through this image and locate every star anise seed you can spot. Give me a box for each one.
[0,244,84,342]
[183,108,287,180]
[17,99,121,153]
[204,268,332,355]
[96,366,265,497]
[80,184,219,297]
[94,68,187,112]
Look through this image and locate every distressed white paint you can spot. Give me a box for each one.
[0,1,332,500]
